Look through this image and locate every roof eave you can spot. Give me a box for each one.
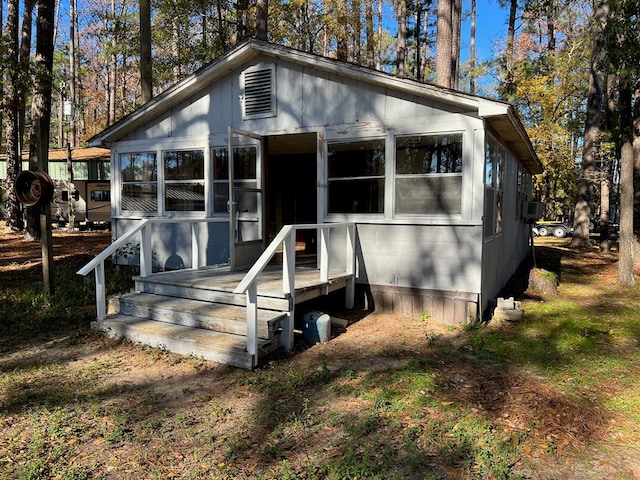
[478,100,543,175]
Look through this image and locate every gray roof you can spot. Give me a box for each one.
[90,39,542,175]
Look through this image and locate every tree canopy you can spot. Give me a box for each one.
[1,0,640,273]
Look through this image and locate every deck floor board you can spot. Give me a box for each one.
[135,265,352,299]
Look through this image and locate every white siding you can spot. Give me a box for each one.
[330,224,483,294]
[113,218,229,270]
[481,147,532,313]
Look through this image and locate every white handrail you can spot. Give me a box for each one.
[77,219,150,277]
[77,217,227,320]
[234,222,356,363]
[77,218,356,369]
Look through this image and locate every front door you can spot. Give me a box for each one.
[228,127,264,270]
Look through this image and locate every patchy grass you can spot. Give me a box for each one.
[1,229,640,479]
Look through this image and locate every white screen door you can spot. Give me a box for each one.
[228,127,264,270]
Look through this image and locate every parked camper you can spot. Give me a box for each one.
[0,147,111,229]
[52,180,111,228]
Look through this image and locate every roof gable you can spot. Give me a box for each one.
[89,39,542,174]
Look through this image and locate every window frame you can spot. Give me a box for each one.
[119,151,158,215]
[211,146,230,215]
[326,138,386,215]
[483,135,497,240]
[162,148,206,212]
[393,132,464,217]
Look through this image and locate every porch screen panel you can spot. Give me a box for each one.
[327,139,385,214]
[233,146,260,242]
[394,134,463,215]
[212,148,229,214]
[495,145,505,234]
[120,152,157,212]
[484,136,498,239]
[163,149,205,211]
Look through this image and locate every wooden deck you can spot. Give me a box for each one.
[136,264,355,305]
[94,262,354,369]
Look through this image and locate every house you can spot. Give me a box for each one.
[81,39,542,368]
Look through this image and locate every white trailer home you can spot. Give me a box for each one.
[1,147,111,227]
[81,40,542,368]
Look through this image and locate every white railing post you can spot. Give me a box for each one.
[95,262,106,320]
[345,224,355,309]
[281,228,296,351]
[191,222,200,269]
[282,228,295,295]
[139,223,152,277]
[246,283,258,368]
[320,225,329,282]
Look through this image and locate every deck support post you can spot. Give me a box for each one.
[281,230,296,351]
[246,283,258,368]
[345,224,355,309]
[140,223,152,277]
[320,226,329,282]
[191,222,200,269]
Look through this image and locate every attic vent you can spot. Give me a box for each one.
[241,64,276,119]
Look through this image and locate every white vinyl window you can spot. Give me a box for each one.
[484,135,504,238]
[327,139,385,214]
[163,149,205,211]
[120,152,157,213]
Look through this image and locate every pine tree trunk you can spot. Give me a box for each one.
[108,0,117,124]
[396,0,406,78]
[28,0,57,295]
[352,0,362,63]
[140,0,153,102]
[546,0,556,52]
[375,0,382,70]
[4,0,23,232]
[19,0,35,154]
[69,0,77,147]
[236,0,249,43]
[435,0,452,87]
[504,0,517,98]
[469,0,476,94]
[571,0,608,247]
[336,0,348,61]
[451,0,461,89]
[599,176,610,253]
[632,77,640,269]
[619,140,635,284]
[255,0,268,40]
[365,0,374,68]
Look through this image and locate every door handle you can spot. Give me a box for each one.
[226,200,237,213]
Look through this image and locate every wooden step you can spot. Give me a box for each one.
[92,314,278,370]
[110,292,284,340]
[134,278,292,312]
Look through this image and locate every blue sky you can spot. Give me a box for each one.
[382,0,510,71]
[468,0,509,63]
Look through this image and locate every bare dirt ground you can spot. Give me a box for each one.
[1,227,639,479]
[0,226,111,293]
